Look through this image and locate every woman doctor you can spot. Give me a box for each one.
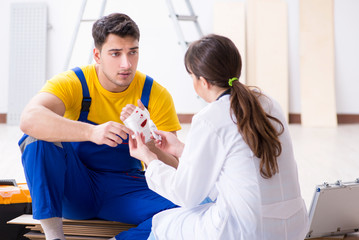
[126,34,309,240]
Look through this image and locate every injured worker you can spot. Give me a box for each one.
[125,34,309,240]
[18,13,181,240]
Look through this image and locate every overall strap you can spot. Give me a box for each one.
[141,75,153,108]
[72,67,91,122]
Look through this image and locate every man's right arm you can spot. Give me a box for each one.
[20,92,131,146]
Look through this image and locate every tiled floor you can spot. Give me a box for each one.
[1,123,359,210]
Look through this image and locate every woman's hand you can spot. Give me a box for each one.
[129,132,158,166]
[153,130,184,158]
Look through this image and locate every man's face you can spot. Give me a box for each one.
[94,34,139,92]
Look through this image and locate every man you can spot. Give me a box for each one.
[19,13,181,240]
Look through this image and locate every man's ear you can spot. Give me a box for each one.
[199,76,210,89]
[93,48,101,63]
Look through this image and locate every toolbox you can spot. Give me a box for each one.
[0,179,32,240]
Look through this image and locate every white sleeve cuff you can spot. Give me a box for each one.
[145,159,162,178]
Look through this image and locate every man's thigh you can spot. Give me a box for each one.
[20,137,99,219]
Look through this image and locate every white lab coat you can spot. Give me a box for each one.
[145,94,309,240]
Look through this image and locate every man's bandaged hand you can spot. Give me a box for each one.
[123,107,161,143]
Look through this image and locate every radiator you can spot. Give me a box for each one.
[7,3,47,125]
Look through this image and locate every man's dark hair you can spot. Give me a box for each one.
[92,13,140,50]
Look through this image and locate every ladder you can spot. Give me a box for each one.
[165,0,203,52]
[65,0,202,70]
[63,0,107,71]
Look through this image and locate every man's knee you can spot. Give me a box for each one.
[19,135,64,155]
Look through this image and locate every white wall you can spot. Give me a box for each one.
[334,0,359,114]
[1,0,359,115]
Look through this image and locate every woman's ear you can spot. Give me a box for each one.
[199,76,210,89]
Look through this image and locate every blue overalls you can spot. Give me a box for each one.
[18,67,177,240]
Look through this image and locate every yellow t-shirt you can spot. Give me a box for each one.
[40,64,181,132]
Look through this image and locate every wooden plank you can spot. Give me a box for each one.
[246,0,257,87]
[25,231,108,240]
[346,233,359,240]
[7,214,39,225]
[8,214,135,227]
[213,1,246,83]
[26,224,129,237]
[246,0,289,121]
[255,0,289,121]
[10,214,136,238]
[299,0,337,127]
[308,236,344,240]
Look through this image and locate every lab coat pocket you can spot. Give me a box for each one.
[201,204,230,239]
[212,204,230,231]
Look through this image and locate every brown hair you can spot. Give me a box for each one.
[92,13,140,50]
[184,34,284,178]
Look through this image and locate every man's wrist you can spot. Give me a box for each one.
[86,123,96,142]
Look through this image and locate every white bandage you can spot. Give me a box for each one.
[124,107,161,143]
